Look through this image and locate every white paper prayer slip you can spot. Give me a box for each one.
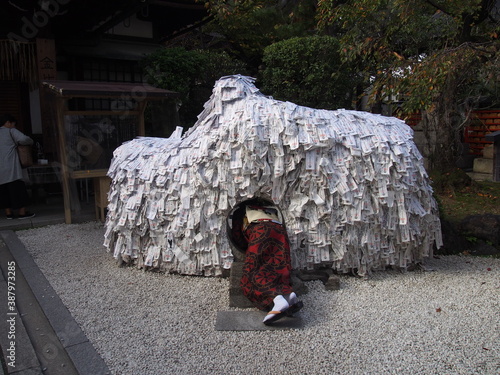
[104,75,442,277]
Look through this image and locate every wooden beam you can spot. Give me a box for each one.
[53,97,72,224]
[37,38,58,156]
[71,169,108,179]
[64,110,140,116]
[137,101,147,136]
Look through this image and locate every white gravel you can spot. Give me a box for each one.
[17,222,500,375]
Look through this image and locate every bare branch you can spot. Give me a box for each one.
[423,0,452,16]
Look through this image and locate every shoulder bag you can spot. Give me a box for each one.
[9,129,33,168]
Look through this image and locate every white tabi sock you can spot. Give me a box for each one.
[263,295,290,323]
[270,295,289,312]
[284,292,298,305]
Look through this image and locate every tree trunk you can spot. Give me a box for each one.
[420,103,463,173]
[418,70,466,173]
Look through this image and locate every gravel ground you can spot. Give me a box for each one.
[17,222,500,375]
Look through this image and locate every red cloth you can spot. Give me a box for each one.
[240,221,293,310]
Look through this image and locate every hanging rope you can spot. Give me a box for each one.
[0,40,37,89]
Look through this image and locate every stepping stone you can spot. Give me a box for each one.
[215,311,304,331]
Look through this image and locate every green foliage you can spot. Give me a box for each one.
[197,49,248,84]
[260,35,360,109]
[142,47,248,126]
[201,0,318,70]
[466,235,479,243]
[316,0,500,172]
[429,167,477,195]
[433,176,500,224]
[316,0,500,114]
[141,47,208,102]
[150,1,499,171]
[203,0,499,117]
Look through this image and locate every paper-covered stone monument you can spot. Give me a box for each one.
[103,75,442,276]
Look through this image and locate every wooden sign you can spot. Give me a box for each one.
[36,38,57,80]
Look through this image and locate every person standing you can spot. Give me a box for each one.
[0,114,35,219]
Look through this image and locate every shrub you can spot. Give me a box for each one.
[142,48,248,127]
[260,35,361,110]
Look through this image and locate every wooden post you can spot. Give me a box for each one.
[485,131,500,182]
[137,101,147,136]
[36,38,57,156]
[53,97,72,224]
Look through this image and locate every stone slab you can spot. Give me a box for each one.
[467,172,493,182]
[0,231,87,348]
[0,241,42,374]
[215,311,304,331]
[228,262,254,308]
[65,341,112,375]
[473,158,493,173]
[482,144,494,159]
[0,237,74,375]
[0,230,111,375]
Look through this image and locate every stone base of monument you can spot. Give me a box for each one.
[228,261,339,308]
[222,262,342,331]
[224,261,305,330]
[215,311,304,331]
[228,261,255,308]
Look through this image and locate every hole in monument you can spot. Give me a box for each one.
[226,197,284,256]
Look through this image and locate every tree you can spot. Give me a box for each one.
[142,47,247,127]
[316,0,500,172]
[200,0,318,72]
[260,35,361,110]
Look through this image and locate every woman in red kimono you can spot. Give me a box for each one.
[231,199,303,325]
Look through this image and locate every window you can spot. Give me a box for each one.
[69,58,143,111]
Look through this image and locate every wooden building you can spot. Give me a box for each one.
[0,0,208,220]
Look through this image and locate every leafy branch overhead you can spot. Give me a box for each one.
[141,47,247,127]
[193,0,498,171]
[316,0,499,114]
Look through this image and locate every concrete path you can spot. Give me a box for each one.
[0,230,110,375]
[215,311,303,331]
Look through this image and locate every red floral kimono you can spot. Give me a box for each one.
[239,220,294,311]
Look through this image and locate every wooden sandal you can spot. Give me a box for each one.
[263,309,288,325]
[286,301,303,316]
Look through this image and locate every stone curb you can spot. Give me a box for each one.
[0,230,110,375]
